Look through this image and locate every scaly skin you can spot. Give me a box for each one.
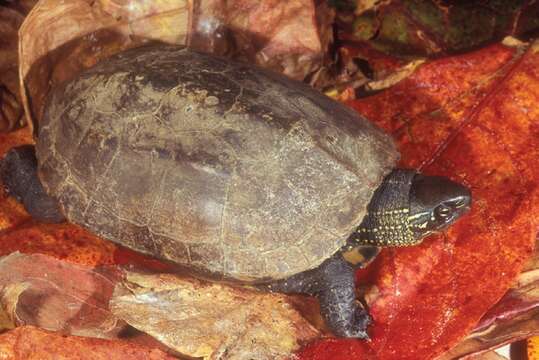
[264,253,372,338]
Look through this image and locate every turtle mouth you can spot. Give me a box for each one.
[408,202,472,241]
[444,205,471,228]
[448,195,472,225]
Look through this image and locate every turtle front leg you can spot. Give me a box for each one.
[0,145,65,223]
[262,253,372,339]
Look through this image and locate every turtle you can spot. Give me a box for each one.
[0,45,471,339]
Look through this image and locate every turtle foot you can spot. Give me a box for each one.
[316,254,372,339]
[331,304,372,339]
[0,145,65,223]
[262,253,372,339]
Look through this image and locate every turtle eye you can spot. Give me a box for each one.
[435,205,452,219]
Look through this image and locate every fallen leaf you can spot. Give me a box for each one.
[0,236,319,358]
[438,237,539,359]
[364,58,425,91]
[316,40,418,99]
[19,0,331,132]
[0,325,174,359]
[191,0,332,80]
[299,40,539,359]
[0,5,30,132]
[354,0,384,16]
[223,0,331,79]
[0,252,122,338]
[338,1,539,56]
[0,222,117,267]
[467,351,508,360]
[18,0,190,133]
[111,272,320,359]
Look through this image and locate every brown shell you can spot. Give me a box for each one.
[36,45,398,282]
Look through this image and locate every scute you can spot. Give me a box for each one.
[36,45,398,282]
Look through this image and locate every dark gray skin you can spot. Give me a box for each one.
[0,146,471,339]
[0,145,65,223]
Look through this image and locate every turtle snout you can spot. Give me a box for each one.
[444,190,472,227]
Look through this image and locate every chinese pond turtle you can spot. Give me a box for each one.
[0,45,471,338]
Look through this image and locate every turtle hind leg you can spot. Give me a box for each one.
[0,145,65,223]
[261,253,372,339]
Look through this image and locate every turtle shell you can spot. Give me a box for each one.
[36,45,398,282]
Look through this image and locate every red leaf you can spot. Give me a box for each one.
[0,326,174,359]
[299,41,538,359]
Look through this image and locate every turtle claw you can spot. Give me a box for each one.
[262,253,373,339]
[348,306,373,339]
[326,301,372,339]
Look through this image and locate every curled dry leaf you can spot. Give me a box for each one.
[299,40,539,359]
[364,58,425,91]
[0,325,174,360]
[191,0,331,80]
[18,0,191,132]
[354,0,387,16]
[467,351,509,360]
[223,0,330,79]
[111,272,320,360]
[0,6,27,132]
[0,252,122,338]
[19,0,330,131]
[318,41,414,98]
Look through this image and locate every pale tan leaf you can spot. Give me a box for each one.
[111,272,320,360]
[18,0,190,132]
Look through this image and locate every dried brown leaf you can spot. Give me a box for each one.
[365,58,425,91]
[224,0,330,79]
[0,6,27,132]
[0,252,124,338]
[19,0,190,132]
[111,272,320,360]
[190,0,330,79]
[355,0,389,16]
[466,351,508,360]
[19,0,331,132]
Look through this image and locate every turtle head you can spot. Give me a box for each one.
[350,169,471,247]
[408,173,471,240]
